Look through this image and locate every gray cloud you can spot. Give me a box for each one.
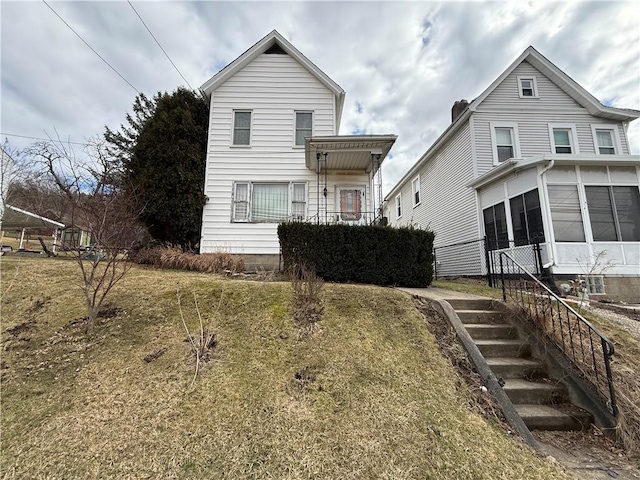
[1,1,638,194]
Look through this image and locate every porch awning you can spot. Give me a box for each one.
[1,205,65,230]
[305,135,397,174]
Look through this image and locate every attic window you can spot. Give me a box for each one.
[517,76,538,98]
[264,44,287,55]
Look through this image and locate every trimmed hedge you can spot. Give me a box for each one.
[278,223,434,287]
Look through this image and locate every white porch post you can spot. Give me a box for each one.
[19,228,25,249]
[52,228,59,253]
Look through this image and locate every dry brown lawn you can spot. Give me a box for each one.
[0,257,570,479]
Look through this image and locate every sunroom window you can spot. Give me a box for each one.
[483,202,509,250]
[232,182,306,223]
[547,185,585,242]
[510,189,545,245]
[585,186,640,241]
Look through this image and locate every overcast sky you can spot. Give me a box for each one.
[1,1,639,193]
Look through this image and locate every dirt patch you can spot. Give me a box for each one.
[5,321,35,336]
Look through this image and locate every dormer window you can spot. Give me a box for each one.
[517,76,538,98]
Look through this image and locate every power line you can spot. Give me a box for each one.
[1,132,90,146]
[127,1,194,91]
[42,0,140,95]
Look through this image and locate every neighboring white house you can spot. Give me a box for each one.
[385,46,640,302]
[199,30,396,270]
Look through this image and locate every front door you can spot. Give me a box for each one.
[336,186,366,224]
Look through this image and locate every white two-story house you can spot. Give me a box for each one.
[199,30,396,270]
[386,46,640,302]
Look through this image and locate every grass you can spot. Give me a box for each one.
[433,278,502,298]
[0,257,570,479]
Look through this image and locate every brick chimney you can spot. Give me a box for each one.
[451,99,469,123]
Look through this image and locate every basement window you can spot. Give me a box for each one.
[585,276,605,295]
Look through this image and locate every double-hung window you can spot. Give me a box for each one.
[483,202,509,250]
[549,125,578,154]
[396,193,402,219]
[232,111,251,146]
[490,122,520,164]
[231,182,307,223]
[591,125,620,155]
[585,186,640,241]
[295,112,312,146]
[411,176,421,206]
[517,76,538,98]
[510,189,545,245]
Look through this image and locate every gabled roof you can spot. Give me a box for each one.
[385,46,640,201]
[469,46,640,121]
[200,30,346,129]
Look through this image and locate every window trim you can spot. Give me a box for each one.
[517,76,539,98]
[490,122,521,165]
[231,181,307,223]
[411,175,421,207]
[231,110,252,147]
[591,124,622,155]
[293,111,313,148]
[548,123,580,154]
[396,193,402,219]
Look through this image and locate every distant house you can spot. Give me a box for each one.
[385,46,640,302]
[198,30,396,270]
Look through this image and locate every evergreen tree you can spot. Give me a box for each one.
[106,88,209,247]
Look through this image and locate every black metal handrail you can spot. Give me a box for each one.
[499,251,617,416]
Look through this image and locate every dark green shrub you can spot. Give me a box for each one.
[278,223,434,287]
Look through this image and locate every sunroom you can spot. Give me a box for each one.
[469,154,640,302]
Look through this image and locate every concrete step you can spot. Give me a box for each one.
[485,357,546,379]
[465,324,516,340]
[502,379,568,404]
[455,309,506,324]
[475,339,531,358]
[447,299,497,311]
[515,404,593,431]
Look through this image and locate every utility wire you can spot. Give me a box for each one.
[127,1,194,91]
[42,0,140,95]
[1,132,90,146]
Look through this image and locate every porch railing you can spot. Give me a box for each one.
[498,251,617,416]
[306,211,380,225]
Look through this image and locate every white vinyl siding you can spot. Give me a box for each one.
[201,53,357,254]
[389,121,478,249]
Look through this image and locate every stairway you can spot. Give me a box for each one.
[447,298,593,431]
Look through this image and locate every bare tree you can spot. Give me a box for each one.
[26,135,145,333]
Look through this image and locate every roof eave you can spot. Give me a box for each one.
[200,30,345,100]
[385,109,472,201]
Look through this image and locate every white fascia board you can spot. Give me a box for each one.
[467,154,640,190]
[469,46,640,122]
[384,109,472,201]
[200,30,345,102]
[6,205,65,228]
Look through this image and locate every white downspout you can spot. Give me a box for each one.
[19,228,25,249]
[538,158,555,269]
